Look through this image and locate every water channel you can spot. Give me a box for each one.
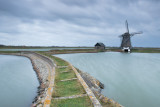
[0,55,39,107]
[55,52,160,107]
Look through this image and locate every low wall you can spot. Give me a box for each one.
[77,69,123,107]
[77,69,104,93]
[69,63,102,107]
[21,52,54,67]
[23,52,55,107]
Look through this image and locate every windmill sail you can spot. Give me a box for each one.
[125,20,129,33]
[130,31,143,36]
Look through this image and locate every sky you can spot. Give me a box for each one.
[0,0,160,47]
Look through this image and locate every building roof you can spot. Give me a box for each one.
[95,42,105,47]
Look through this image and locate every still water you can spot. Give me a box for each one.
[0,55,39,107]
[0,47,93,51]
[55,52,160,107]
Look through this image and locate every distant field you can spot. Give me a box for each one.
[0,46,160,53]
[107,47,160,53]
[131,48,160,53]
[0,46,93,49]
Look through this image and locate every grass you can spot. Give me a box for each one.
[49,54,91,106]
[52,56,68,66]
[0,51,19,53]
[56,67,76,80]
[58,70,76,80]
[1,46,160,54]
[52,66,84,97]
[39,52,125,107]
[47,49,99,55]
[0,46,93,49]
[131,48,160,53]
[38,52,68,66]
[52,79,86,97]
[51,96,93,107]
[37,52,92,106]
[51,56,85,97]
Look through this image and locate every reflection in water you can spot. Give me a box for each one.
[55,52,160,107]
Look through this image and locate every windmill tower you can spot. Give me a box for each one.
[119,20,142,52]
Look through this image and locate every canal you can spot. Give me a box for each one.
[55,52,160,107]
[0,55,39,107]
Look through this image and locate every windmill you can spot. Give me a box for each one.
[119,20,142,52]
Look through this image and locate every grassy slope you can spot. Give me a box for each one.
[51,96,92,107]
[38,52,93,107]
[40,52,122,107]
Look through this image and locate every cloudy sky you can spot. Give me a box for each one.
[0,0,160,47]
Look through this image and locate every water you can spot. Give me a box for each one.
[0,47,93,51]
[55,52,160,107]
[0,55,39,107]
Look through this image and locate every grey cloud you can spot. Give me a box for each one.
[0,0,160,47]
[59,0,97,7]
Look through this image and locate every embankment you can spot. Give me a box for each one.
[75,68,123,107]
[53,55,123,107]
[1,51,122,107]
[0,52,55,107]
